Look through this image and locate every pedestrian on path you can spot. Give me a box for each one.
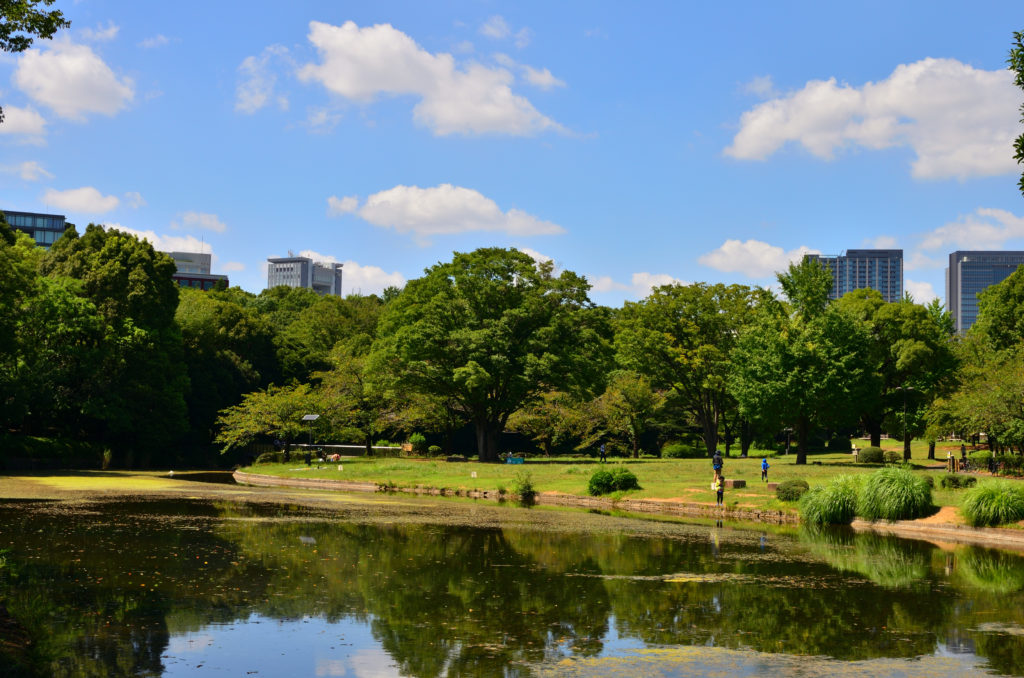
[761,457,769,482]
[715,474,724,506]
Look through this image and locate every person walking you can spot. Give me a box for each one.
[599,443,607,462]
[761,457,769,482]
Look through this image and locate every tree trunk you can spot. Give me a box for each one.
[795,417,809,465]
[364,436,373,457]
[740,419,752,458]
[927,441,935,460]
[632,436,639,459]
[903,430,912,462]
[863,415,882,447]
[475,420,500,462]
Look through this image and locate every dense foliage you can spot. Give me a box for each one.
[961,481,1024,527]
[587,466,641,496]
[857,467,933,522]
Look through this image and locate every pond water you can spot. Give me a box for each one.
[2,493,1024,677]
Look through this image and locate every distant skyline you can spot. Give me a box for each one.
[2,1,1023,306]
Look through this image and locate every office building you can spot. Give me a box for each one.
[166,251,229,291]
[2,209,68,248]
[267,256,344,296]
[805,249,904,303]
[946,251,1024,333]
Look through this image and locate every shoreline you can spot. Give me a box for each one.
[233,470,1024,550]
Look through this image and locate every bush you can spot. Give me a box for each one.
[799,475,860,525]
[408,433,427,453]
[662,442,700,458]
[588,466,641,495]
[969,450,992,466]
[858,467,932,522]
[776,479,810,502]
[255,451,286,464]
[427,445,442,456]
[883,450,902,465]
[961,480,1024,527]
[940,473,977,490]
[858,447,884,464]
[512,470,536,502]
[996,455,1024,476]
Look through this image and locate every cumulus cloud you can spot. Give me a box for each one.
[698,239,818,278]
[0,105,46,138]
[173,211,227,233]
[235,45,291,113]
[588,272,685,297]
[102,224,211,254]
[345,183,563,242]
[14,41,134,120]
[297,249,406,294]
[78,21,119,42]
[296,20,562,136]
[905,279,938,304]
[327,195,359,215]
[123,191,146,208]
[726,58,1018,180]
[523,65,564,90]
[43,186,119,213]
[304,107,341,133]
[919,207,1024,251]
[1,160,53,180]
[480,16,511,40]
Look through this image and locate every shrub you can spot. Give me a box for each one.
[858,467,932,522]
[408,433,427,453]
[969,450,992,466]
[799,475,859,525]
[961,481,1024,527]
[512,470,536,502]
[940,473,977,490]
[858,447,884,464]
[427,445,442,456]
[588,466,641,495]
[996,455,1024,476]
[882,450,902,465]
[662,442,700,458]
[776,479,810,502]
[920,474,934,488]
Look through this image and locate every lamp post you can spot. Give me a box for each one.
[301,414,320,461]
[783,427,792,456]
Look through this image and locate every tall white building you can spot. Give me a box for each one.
[267,256,344,296]
[165,251,229,290]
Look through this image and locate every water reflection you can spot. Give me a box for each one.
[1,497,1024,676]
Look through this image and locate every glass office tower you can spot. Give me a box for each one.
[2,209,67,248]
[805,249,904,302]
[946,251,1024,333]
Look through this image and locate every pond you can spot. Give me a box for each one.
[2,493,1024,677]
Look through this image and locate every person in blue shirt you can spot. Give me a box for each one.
[761,457,769,482]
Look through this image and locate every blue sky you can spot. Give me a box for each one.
[2,1,1023,306]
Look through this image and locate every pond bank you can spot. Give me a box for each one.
[233,470,1024,550]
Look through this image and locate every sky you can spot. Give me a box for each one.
[2,1,1024,306]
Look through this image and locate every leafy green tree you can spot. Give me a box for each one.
[214,383,315,453]
[506,390,586,457]
[972,263,1024,351]
[0,0,70,124]
[731,300,875,464]
[778,257,833,320]
[615,282,761,456]
[1011,30,1024,197]
[369,248,605,462]
[592,370,665,458]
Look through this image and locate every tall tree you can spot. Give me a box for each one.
[615,282,760,456]
[1011,30,1024,197]
[0,0,70,124]
[972,263,1024,351]
[369,248,605,462]
[593,371,665,459]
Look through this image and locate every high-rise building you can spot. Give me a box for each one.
[946,251,1024,333]
[166,251,229,291]
[267,256,343,296]
[2,209,68,248]
[805,249,904,303]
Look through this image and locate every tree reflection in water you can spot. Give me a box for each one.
[2,498,1024,677]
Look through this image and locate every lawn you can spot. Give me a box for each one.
[238,438,992,513]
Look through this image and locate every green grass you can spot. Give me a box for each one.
[799,475,860,525]
[857,467,933,522]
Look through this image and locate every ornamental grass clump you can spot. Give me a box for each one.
[799,475,859,525]
[857,467,932,522]
[960,480,1024,527]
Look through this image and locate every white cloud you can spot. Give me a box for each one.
[742,75,778,98]
[919,207,1024,251]
[79,21,119,42]
[698,239,818,278]
[173,211,227,233]
[123,191,146,208]
[14,41,134,121]
[296,20,562,136]
[221,261,245,272]
[355,183,564,241]
[327,195,359,215]
[864,235,899,248]
[588,272,686,298]
[726,58,1018,180]
[588,275,628,293]
[518,247,552,264]
[1,160,53,181]
[480,16,510,40]
[43,186,120,213]
[297,249,406,294]
[102,224,211,254]
[514,28,531,49]
[523,65,564,90]
[904,251,944,271]
[139,35,170,49]
[0,105,46,138]
[304,107,340,133]
[905,279,938,304]
[236,45,290,114]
